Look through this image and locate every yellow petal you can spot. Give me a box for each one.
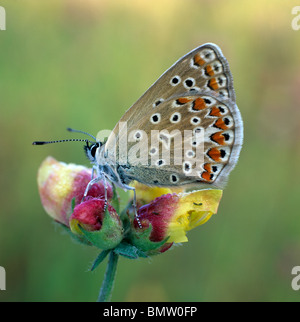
[131,181,184,205]
[167,189,223,243]
[69,218,83,236]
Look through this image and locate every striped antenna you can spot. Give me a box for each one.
[66,128,97,141]
[32,139,90,145]
[33,127,97,145]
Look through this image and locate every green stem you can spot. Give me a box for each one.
[97,251,119,302]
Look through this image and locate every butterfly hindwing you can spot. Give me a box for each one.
[118,92,242,189]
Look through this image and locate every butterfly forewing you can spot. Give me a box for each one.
[102,43,243,190]
[116,43,234,127]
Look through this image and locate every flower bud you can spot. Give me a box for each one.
[70,198,123,250]
[130,189,223,254]
[37,156,113,226]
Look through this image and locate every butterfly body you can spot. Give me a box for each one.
[93,43,243,192]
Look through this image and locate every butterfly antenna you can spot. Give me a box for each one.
[66,128,97,141]
[32,139,91,145]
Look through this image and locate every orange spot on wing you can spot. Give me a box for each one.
[201,171,212,181]
[214,118,228,130]
[203,163,212,173]
[211,132,226,145]
[209,106,222,117]
[177,97,192,104]
[193,53,205,66]
[207,148,222,162]
[205,65,214,76]
[192,98,206,110]
[208,78,219,90]
[201,163,213,181]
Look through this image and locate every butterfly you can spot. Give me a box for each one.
[84,42,242,192]
[34,43,243,220]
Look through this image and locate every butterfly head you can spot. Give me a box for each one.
[84,141,102,163]
[33,127,103,164]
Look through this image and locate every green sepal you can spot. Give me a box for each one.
[78,207,123,250]
[129,224,170,252]
[119,202,132,233]
[55,221,92,246]
[71,197,76,213]
[113,241,148,259]
[110,183,120,214]
[90,250,110,271]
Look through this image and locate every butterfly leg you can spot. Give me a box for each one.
[82,175,103,202]
[123,184,142,228]
[91,165,97,180]
[102,175,108,211]
[83,175,109,213]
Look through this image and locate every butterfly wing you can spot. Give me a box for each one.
[115,92,243,189]
[105,43,235,148]
[102,43,242,188]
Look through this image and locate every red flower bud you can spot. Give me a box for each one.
[69,198,123,250]
[70,198,115,232]
[135,194,179,242]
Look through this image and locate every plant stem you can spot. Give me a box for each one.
[97,251,119,302]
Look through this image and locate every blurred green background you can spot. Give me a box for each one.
[0,0,300,302]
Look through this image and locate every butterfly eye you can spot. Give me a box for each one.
[90,144,99,158]
[84,142,100,162]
